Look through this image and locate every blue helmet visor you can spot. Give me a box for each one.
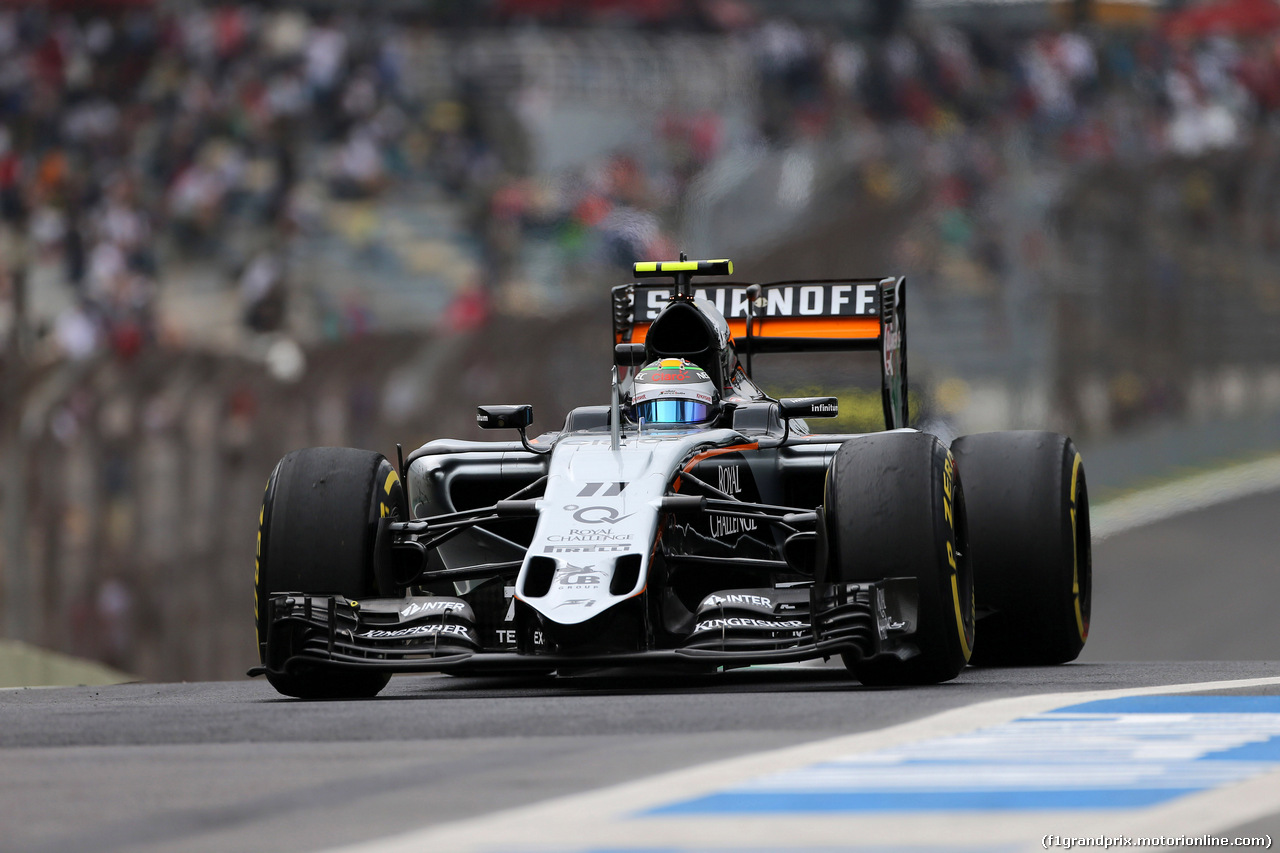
[635,399,711,425]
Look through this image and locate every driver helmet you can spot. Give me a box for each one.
[630,358,718,427]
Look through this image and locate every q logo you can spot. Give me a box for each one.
[563,505,634,525]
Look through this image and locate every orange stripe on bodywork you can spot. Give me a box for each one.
[626,529,664,602]
[617,317,880,346]
[748,317,880,339]
[619,324,651,345]
[673,443,760,492]
[643,443,758,599]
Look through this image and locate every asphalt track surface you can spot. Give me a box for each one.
[1083,488,1280,662]
[2,489,1279,853]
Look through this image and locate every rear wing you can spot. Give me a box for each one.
[611,277,908,430]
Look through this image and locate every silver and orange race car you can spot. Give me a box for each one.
[251,258,1091,698]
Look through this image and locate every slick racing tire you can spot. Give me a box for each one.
[950,431,1090,666]
[825,432,974,685]
[256,447,406,699]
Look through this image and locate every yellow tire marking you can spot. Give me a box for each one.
[384,469,400,495]
[943,450,971,661]
[1070,452,1087,641]
[951,573,971,660]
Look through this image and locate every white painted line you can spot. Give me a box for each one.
[1092,454,1280,541]
[324,675,1280,853]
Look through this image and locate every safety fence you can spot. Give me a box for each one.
[0,314,607,683]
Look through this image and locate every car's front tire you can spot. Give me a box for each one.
[256,447,406,699]
[824,432,974,685]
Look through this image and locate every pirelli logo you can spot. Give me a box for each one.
[638,283,879,321]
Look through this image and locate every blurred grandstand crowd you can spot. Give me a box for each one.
[3,2,1280,358]
[1,4,430,356]
[4,0,1280,679]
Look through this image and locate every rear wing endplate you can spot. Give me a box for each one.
[611,277,908,430]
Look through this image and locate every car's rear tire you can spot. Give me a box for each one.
[256,447,406,699]
[824,432,974,685]
[950,431,1090,666]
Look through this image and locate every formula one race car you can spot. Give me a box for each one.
[250,258,1092,698]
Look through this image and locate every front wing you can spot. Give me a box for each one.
[249,579,923,677]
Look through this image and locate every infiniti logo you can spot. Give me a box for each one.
[562,504,635,525]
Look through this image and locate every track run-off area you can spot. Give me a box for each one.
[3,459,1280,853]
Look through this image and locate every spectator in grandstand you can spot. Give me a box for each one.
[5,2,1280,356]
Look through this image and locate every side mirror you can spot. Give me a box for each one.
[614,343,647,367]
[779,397,839,419]
[477,405,534,430]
